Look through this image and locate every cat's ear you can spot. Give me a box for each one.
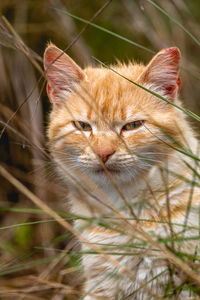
[43,44,85,104]
[139,47,181,102]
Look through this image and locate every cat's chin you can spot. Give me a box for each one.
[87,166,138,187]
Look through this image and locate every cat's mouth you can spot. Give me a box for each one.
[93,166,121,175]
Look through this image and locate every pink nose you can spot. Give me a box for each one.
[95,146,115,163]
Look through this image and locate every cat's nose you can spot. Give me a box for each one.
[95,147,115,163]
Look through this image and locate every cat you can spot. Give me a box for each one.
[44,44,200,299]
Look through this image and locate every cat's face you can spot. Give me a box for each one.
[44,45,181,184]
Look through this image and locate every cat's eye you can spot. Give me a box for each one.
[122,120,144,131]
[73,121,92,131]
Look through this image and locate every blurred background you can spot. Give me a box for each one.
[0,0,200,298]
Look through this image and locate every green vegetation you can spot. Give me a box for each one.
[0,0,200,299]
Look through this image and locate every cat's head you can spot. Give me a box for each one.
[44,44,182,184]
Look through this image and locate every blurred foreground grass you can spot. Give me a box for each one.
[0,0,200,299]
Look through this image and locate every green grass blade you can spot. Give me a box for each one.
[56,9,154,54]
[0,207,46,214]
[2,206,199,229]
[56,9,200,82]
[0,219,57,230]
[0,206,69,217]
[0,255,62,276]
[146,0,200,47]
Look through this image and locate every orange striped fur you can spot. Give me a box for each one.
[44,45,200,299]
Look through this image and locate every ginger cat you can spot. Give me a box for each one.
[44,45,200,299]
